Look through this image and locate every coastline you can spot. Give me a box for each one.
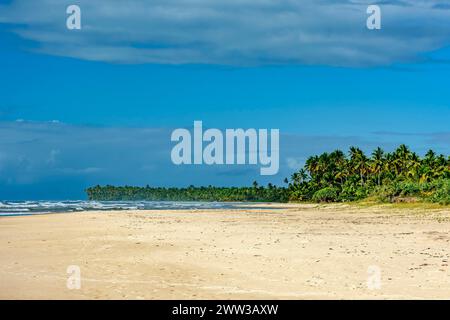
[1,203,449,299]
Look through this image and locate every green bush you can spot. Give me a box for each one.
[312,187,339,203]
[354,186,370,200]
[429,180,450,205]
[373,184,397,202]
[370,180,450,204]
[337,180,370,202]
[397,181,421,197]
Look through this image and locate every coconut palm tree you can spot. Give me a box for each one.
[371,147,385,186]
[349,147,369,185]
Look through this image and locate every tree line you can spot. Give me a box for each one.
[86,183,289,202]
[86,145,450,205]
[288,145,449,204]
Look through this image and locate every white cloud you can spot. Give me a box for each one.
[46,149,60,165]
[0,121,171,185]
[56,167,104,175]
[1,0,450,66]
[286,157,304,170]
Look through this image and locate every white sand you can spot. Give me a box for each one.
[1,203,449,299]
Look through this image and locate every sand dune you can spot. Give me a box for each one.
[0,204,449,299]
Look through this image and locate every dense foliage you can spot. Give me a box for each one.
[86,145,450,205]
[288,145,450,204]
[86,182,289,202]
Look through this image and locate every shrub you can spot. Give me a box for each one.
[429,179,450,205]
[312,187,338,203]
[338,180,370,202]
[397,181,421,197]
[372,184,397,203]
[354,186,370,200]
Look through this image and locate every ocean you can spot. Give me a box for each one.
[0,200,275,216]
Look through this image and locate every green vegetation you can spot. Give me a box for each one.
[288,145,450,204]
[86,145,450,205]
[86,182,289,202]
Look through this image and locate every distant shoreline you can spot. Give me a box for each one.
[2,198,449,217]
[0,200,290,217]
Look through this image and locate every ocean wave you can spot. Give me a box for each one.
[0,200,267,216]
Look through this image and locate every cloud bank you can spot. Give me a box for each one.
[1,0,450,66]
[1,120,448,199]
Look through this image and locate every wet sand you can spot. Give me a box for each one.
[1,203,449,299]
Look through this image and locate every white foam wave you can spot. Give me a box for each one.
[0,200,260,216]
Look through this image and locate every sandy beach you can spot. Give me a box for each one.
[1,203,450,299]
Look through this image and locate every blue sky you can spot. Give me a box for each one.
[0,0,450,199]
